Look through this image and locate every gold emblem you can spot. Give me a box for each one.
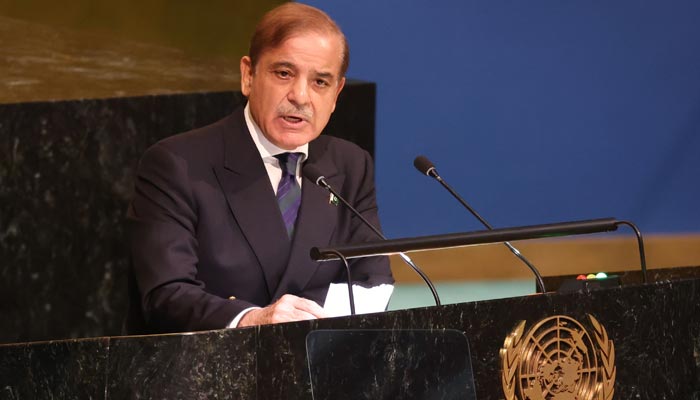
[500,314,615,400]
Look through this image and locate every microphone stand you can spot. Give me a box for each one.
[306,167,441,307]
[414,155,546,293]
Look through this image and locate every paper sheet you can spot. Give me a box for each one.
[323,283,394,317]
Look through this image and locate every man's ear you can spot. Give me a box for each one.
[240,56,253,96]
[331,77,346,113]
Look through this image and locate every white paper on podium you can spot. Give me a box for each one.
[323,283,394,317]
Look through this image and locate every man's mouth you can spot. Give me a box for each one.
[283,115,304,123]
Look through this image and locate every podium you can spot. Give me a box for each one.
[1,266,699,399]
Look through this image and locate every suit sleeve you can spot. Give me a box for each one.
[127,143,256,333]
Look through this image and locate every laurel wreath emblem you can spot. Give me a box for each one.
[500,314,615,400]
[500,320,526,400]
[589,314,616,400]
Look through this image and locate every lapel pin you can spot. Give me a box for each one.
[329,193,340,206]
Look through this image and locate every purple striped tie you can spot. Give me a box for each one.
[275,152,302,238]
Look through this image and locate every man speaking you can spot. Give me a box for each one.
[126,3,394,333]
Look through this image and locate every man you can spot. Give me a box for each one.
[126,3,393,334]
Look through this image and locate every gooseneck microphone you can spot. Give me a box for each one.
[303,164,441,306]
[413,155,547,293]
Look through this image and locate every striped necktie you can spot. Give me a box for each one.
[275,152,302,238]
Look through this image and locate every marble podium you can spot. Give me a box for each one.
[1,266,699,399]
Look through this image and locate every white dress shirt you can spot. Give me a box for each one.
[227,103,308,328]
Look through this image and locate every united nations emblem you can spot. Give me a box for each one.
[500,314,615,400]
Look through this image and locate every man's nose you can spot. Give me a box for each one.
[287,79,310,106]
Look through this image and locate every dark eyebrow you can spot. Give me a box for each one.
[268,61,338,81]
[269,61,296,70]
[316,71,335,80]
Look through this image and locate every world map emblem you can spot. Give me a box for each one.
[500,314,615,400]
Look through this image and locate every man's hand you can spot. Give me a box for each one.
[238,294,329,327]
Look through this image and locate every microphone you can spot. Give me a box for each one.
[303,164,441,306]
[413,155,547,293]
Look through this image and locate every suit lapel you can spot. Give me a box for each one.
[272,140,343,301]
[212,110,290,300]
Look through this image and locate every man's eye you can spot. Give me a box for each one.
[315,79,329,87]
[275,70,291,78]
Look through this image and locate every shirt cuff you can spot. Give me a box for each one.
[228,307,261,328]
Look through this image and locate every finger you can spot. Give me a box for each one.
[275,295,328,319]
[292,297,329,318]
[291,309,319,321]
[269,307,317,323]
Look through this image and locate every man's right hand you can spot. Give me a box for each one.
[238,294,329,327]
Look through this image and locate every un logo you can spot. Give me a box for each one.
[500,315,615,400]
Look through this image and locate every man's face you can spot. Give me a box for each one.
[240,32,346,150]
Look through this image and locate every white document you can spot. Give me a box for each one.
[323,283,394,317]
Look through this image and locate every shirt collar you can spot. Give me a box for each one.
[244,103,309,162]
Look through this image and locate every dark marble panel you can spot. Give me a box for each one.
[0,338,108,399]
[255,319,316,400]
[254,312,423,398]
[0,274,699,399]
[0,91,240,344]
[306,329,476,400]
[602,282,698,398]
[106,329,257,400]
[0,82,375,344]
[435,280,700,399]
[253,277,700,399]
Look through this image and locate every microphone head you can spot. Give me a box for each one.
[302,164,326,186]
[413,155,438,177]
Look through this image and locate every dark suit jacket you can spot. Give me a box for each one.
[126,107,394,334]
